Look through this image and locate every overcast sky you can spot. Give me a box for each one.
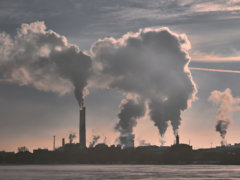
[1,0,240,152]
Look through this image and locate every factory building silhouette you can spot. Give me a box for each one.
[58,102,192,151]
[3,103,240,165]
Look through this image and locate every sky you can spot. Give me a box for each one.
[1,0,240,152]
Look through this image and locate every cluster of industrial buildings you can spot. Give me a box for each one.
[2,104,240,164]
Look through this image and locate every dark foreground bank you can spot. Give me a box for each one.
[1,143,240,165]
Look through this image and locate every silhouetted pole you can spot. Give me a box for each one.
[53,135,56,151]
[176,134,179,145]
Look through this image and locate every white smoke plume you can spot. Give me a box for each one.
[0,21,92,106]
[209,88,240,144]
[115,98,145,147]
[139,139,151,146]
[160,139,166,146]
[91,27,197,139]
[69,133,76,144]
[89,135,100,148]
[0,22,198,145]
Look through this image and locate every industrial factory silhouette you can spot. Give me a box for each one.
[2,21,240,166]
[2,102,240,165]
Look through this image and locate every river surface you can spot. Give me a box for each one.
[0,165,240,180]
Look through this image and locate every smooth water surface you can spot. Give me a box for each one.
[0,165,240,180]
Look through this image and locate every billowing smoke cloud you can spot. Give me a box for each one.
[115,98,145,147]
[89,135,100,148]
[91,27,197,139]
[0,22,198,145]
[0,21,91,106]
[209,88,240,145]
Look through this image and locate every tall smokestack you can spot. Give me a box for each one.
[53,136,56,150]
[79,100,86,148]
[176,134,179,145]
[62,138,65,147]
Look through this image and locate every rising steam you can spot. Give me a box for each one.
[115,98,145,147]
[0,22,198,146]
[209,88,240,145]
[0,21,91,106]
[139,140,151,146]
[69,133,76,144]
[91,27,197,143]
[89,135,100,148]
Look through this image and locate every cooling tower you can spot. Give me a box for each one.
[79,106,86,148]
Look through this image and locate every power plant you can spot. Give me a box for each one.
[9,97,240,165]
[4,107,240,165]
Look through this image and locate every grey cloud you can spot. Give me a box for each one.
[1,0,240,58]
[1,0,239,37]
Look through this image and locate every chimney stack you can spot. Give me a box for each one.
[62,138,65,147]
[53,135,56,150]
[79,104,86,148]
[176,134,179,145]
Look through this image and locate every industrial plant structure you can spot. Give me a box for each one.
[3,116,240,164]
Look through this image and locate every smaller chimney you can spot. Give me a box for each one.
[53,135,56,150]
[62,138,65,147]
[176,134,179,145]
[80,106,86,148]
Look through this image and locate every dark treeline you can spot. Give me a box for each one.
[1,143,240,165]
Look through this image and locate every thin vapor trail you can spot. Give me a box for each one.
[190,67,240,74]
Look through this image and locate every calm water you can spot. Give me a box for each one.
[0,165,240,180]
